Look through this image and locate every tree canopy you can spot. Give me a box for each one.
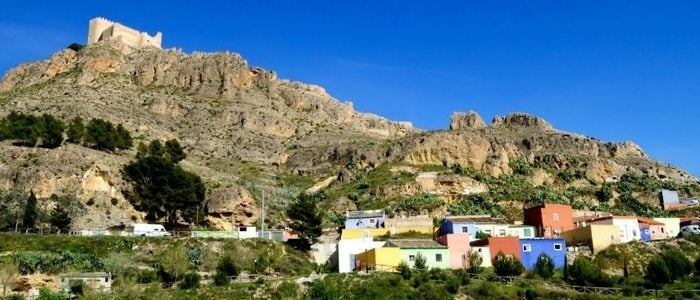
[122,140,205,224]
[286,192,325,250]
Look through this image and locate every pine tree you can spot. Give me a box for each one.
[286,192,325,250]
[22,191,37,230]
[66,117,85,144]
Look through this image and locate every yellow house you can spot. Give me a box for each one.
[560,224,621,254]
[357,247,401,272]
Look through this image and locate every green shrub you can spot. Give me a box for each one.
[179,272,201,289]
[534,253,555,279]
[645,256,671,288]
[510,159,532,176]
[493,251,525,277]
[137,270,159,284]
[36,287,66,300]
[662,248,692,280]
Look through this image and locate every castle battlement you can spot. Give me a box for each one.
[87,17,162,50]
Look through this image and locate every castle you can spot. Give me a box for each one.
[87,17,162,49]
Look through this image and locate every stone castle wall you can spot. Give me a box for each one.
[87,17,162,49]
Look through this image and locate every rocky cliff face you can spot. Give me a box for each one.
[0,40,696,229]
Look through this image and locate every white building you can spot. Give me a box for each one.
[587,216,640,243]
[337,236,385,273]
[653,217,681,238]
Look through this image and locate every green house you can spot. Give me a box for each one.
[386,239,450,269]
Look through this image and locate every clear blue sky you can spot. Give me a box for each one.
[1,1,699,176]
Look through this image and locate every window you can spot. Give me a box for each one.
[632,230,637,237]
[522,244,532,252]
[661,228,665,233]
[554,243,562,251]
[499,229,506,236]
[369,219,375,224]
[477,248,483,253]
[461,226,469,233]
[523,228,532,237]
[409,255,416,261]
[484,229,492,235]
[436,254,443,262]
[553,213,559,222]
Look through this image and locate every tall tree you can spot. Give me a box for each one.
[286,192,325,250]
[122,139,205,224]
[645,256,671,288]
[22,191,37,230]
[39,114,64,148]
[49,194,86,232]
[534,253,555,279]
[66,116,85,144]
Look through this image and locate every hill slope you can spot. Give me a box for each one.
[0,41,697,229]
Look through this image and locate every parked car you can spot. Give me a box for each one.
[680,225,700,237]
[133,223,171,237]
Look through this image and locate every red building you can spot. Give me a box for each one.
[469,236,521,261]
[523,204,574,238]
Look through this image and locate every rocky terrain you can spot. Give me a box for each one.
[0,40,697,229]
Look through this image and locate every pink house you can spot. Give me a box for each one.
[436,234,470,269]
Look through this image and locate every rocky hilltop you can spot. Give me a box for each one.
[0,40,696,229]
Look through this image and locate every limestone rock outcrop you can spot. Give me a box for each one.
[492,113,553,130]
[450,111,486,130]
[206,186,258,231]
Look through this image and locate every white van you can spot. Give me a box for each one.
[680,225,700,237]
[133,224,171,237]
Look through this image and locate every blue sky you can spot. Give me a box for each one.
[1,1,699,176]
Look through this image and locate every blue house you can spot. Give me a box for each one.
[440,215,502,241]
[519,238,566,270]
[345,210,385,229]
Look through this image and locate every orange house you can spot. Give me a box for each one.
[469,236,521,263]
[524,204,574,238]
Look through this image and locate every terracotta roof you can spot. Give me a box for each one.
[445,215,506,224]
[586,215,638,223]
[524,203,573,211]
[637,217,664,225]
[387,239,447,249]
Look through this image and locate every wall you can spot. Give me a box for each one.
[337,238,385,273]
[612,218,640,242]
[398,248,450,269]
[472,246,492,267]
[654,218,680,238]
[345,217,385,229]
[519,239,566,270]
[87,17,162,49]
[341,228,389,239]
[360,247,401,272]
[441,219,477,241]
[436,234,470,269]
[524,204,574,238]
[560,225,620,254]
[508,225,535,238]
[639,225,651,241]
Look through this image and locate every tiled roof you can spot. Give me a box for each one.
[387,239,447,249]
[445,215,505,224]
[637,217,664,225]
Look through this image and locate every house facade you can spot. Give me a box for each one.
[441,215,510,240]
[337,237,386,273]
[523,204,574,238]
[560,224,621,254]
[637,217,666,241]
[386,239,450,269]
[345,210,386,229]
[469,236,521,266]
[508,225,536,238]
[654,217,681,238]
[356,247,401,272]
[587,216,640,243]
[436,233,470,269]
[519,238,566,270]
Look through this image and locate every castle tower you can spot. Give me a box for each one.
[86,17,162,49]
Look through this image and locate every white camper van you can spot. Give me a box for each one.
[133,224,171,237]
